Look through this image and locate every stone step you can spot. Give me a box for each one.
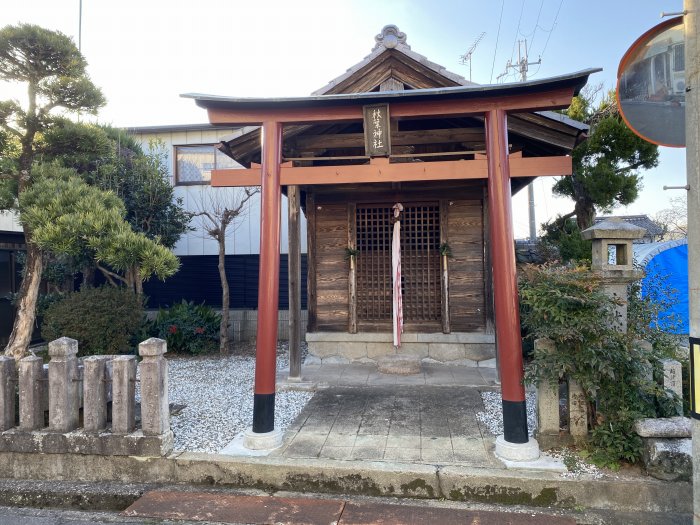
[377,355,421,375]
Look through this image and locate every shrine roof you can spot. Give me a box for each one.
[183,68,600,112]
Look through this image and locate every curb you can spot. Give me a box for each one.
[0,451,691,514]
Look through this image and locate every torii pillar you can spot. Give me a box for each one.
[485,109,540,461]
[243,120,284,450]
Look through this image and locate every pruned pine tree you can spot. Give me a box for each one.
[36,123,191,287]
[19,165,179,296]
[0,24,104,359]
[552,88,659,231]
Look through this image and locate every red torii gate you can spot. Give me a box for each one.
[185,69,596,455]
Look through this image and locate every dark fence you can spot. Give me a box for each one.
[142,254,308,310]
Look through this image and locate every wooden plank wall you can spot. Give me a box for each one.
[447,200,486,331]
[314,199,349,330]
[309,184,487,334]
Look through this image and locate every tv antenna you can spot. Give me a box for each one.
[459,32,486,82]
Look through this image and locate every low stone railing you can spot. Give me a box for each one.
[535,338,684,449]
[0,337,172,456]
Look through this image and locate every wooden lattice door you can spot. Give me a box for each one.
[355,203,441,328]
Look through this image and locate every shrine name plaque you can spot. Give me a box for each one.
[363,104,391,157]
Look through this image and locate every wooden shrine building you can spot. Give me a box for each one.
[185,25,597,445]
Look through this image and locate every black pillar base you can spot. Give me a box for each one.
[502,399,529,444]
[252,393,275,433]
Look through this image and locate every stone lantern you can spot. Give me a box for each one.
[581,218,645,331]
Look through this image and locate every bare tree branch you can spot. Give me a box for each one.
[655,195,687,240]
[191,185,260,353]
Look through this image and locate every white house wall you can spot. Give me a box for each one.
[0,211,22,233]
[131,127,307,257]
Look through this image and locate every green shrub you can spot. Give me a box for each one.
[41,286,145,356]
[520,263,681,468]
[149,300,219,354]
[538,217,592,263]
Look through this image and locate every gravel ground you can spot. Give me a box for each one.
[162,342,313,453]
[549,448,603,479]
[476,390,603,478]
[476,390,537,437]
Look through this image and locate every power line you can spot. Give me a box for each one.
[528,0,565,80]
[509,0,526,64]
[528,0,545,50]
[538,0,564,60]
[490,0,505,84]
[517,0,544,42]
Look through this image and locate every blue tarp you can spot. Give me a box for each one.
[635,240,688,334]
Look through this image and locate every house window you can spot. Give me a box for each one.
[174,145,239,185]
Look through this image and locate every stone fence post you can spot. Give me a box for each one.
[661,358,683,414]
[48,337,80,432]
[139,338,169,436]
[534,336,590,447]
[83,356,111,432]
[19,356,44,431]
[111,355,136,434]
[535,338,560,448]
[0,356,16,431]
[568,380,588,444]
[0,338,173,457]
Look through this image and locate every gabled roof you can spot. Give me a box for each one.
[312,25,473,94]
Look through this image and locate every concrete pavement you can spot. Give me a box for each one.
[271,386,501,466]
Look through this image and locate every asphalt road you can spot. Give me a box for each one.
[0,479,690,525]
[0,501,691,525]
[619,99,685,146]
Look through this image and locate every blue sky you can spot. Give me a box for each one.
[0,0,688,236]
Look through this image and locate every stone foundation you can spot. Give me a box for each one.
[0,428,174,457]
[306,332,495,366]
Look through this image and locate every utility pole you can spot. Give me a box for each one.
[527,182,537,241]
[498,40,541,241]
[497,39,541,83]
[78,0,82,52]
[684,0,700,522]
